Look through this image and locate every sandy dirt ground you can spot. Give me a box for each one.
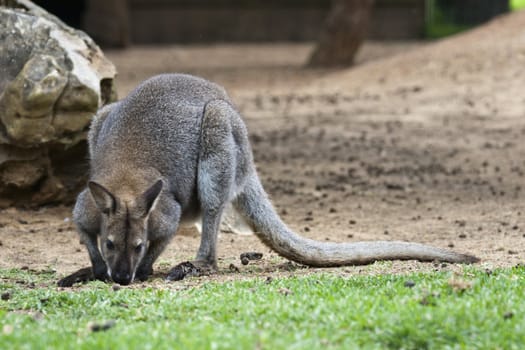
[1,11,525,286]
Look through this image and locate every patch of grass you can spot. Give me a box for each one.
[1,266,524,349]
[425,22,472,39]
[511,0,525,10]
[425,0,472,39]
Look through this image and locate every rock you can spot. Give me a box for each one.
[0,0,117,207]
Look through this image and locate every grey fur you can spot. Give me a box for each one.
[73,74,478,285]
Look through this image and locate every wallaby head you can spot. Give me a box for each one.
[88,179,164,285]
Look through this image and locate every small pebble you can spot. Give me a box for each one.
[229,263,240,272]
[278,288,293,296]
[240,252,263,261]
[88,320,116,332]
[404,280,416,288]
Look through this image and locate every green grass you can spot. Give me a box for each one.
[1,266,524,349]
[425,1,472,39]
[511,0,525,10]
[425,22,472,39]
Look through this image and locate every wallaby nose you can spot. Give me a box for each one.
[113,271,132,285]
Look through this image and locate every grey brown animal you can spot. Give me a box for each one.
[62,74,478,286]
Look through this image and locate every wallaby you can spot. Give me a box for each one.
[66,74,478,286]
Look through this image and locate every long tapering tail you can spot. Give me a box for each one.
[232,174,479,266]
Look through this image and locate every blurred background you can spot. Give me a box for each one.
[32,0,523,47]
[26,0,525,96]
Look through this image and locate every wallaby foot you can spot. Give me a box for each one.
[93,262,109,281]
[190,259,218,273]
[57,267,106,287]
[166,260,216,281]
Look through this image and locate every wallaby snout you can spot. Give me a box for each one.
[86,179,164,285]
[109,257,134,285]
[112,270,133,285]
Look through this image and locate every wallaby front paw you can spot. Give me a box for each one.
[93,265,109,282]
[190,259,218,272]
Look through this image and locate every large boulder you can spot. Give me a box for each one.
[0,0,117,207]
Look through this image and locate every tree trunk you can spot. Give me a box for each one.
[307,0,374,67]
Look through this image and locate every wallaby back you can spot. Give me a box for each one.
[88,74,230,212]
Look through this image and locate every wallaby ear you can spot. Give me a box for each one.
[88,181,116,215]
[138,179,164,216]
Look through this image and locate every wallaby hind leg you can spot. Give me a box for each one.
[194,100,239,270]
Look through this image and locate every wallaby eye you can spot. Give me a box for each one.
[106,240,115,250]
[135,243,144,254]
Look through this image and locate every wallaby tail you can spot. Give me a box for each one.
[232,175,479,266]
